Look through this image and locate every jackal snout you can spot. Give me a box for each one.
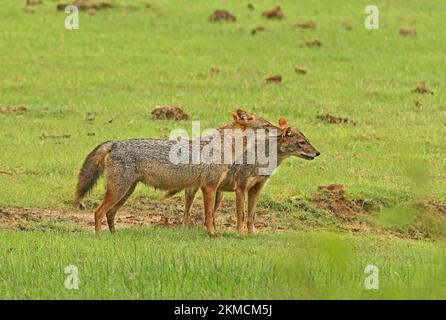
[278,117,320,160]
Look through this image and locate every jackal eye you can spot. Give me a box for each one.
[298,140,307,145]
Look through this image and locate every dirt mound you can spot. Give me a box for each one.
[56,0,113,11]
[304,39,322,47]
[210,67,220,74]
[317,113,357,125]
[264,75,282,84]
[400,28,416,36]
[0,106,27,115]
[295,21,317,30]
[425,197,446,215]
[411,82,434,95]
[294,67,307,74]
[251,25,266,35]
[313,184,362,219]
[262,6,284,20]
[342,21,353,30]
[26,0,42,5]
[151,106,188,121]
[209,10,236,22]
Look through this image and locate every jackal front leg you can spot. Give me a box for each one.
[247,180,267,234]
[235,187,245,235]
[201,186,217,237]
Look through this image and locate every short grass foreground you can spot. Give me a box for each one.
[0,228,445,299]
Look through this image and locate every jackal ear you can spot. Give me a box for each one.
[231,110,256,124]
[279,117,288,129]
[231,111,239,121]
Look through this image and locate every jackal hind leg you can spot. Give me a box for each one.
[183,188,198,227]
[94,169,136,235]
[106,182,138,233]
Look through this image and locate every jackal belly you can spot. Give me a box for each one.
[217,164,264,191]
[140,163,229,190]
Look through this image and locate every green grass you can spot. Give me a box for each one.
[0,0,445,299]
[1,228,445,299]
[0,0,444,207]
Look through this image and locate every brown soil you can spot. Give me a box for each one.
[210,67,220,74]
[317,113,357,125]
[151,106,188,121]
[294,67,308,74]
[264,75,282,84]
[312,184,365,219]
[425,197,446,215]
[56,0,113,11]
[251,26,266,35]
[0,197,293,233]
[0,106,27,115]
[40,131,71,139]
[304,39,322,47]
[342,21,353,30]
[26,0,42,5]
[411,82,434,95]
[262,6,284,20]
[295,21,317,30]
[400,28,416,36]
[85,111,97,122]
[209,10,236,22]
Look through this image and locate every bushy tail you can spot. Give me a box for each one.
[74,141,114,206]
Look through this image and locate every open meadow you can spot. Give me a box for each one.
[0,0,445,299]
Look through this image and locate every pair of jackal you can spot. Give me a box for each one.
[74,109,320,236]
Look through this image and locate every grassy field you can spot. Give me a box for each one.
[0,0,445,299]
[1,228,446,299]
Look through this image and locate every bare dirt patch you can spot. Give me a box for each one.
[209,10,236,22]
[317,113,357,125]
[295,21,317,30]
[400,28,416,36]
[312,184,365,219]
[151,106,188,121]
[0,197,296,233]
[26,0,42,5]
[40,131,71,139]
[0,106,28,115]
[56,0,113,12]
[411,81,434,95]
[262,6,284,20]
[264,75,282,84]
[424,197,446,215]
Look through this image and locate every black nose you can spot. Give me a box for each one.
[315,151,321,157]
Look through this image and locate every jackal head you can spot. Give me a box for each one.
[277,117,320,160]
